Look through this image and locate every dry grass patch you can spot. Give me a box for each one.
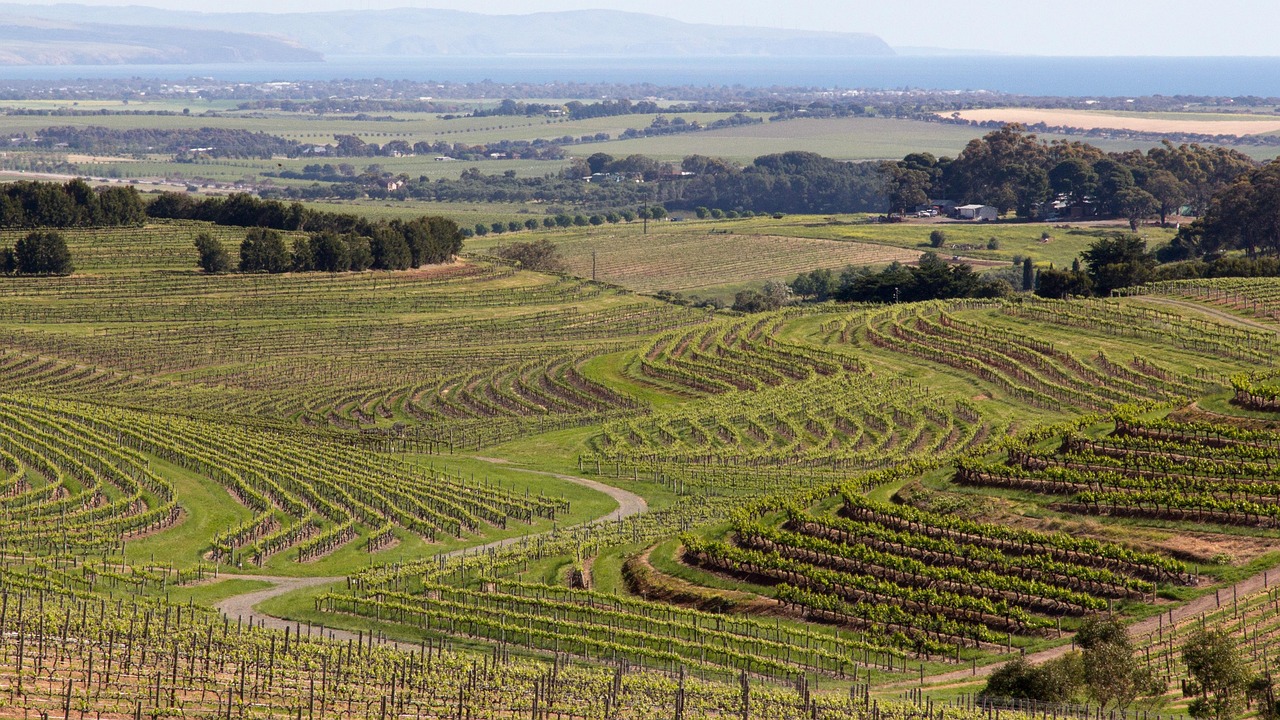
[952,109,1280,136]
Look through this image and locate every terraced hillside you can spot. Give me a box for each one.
[6,217,1280,718]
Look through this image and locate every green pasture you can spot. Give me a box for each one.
[581,116,1180,163]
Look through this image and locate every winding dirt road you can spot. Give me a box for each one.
[213,462,647,640]
[885,567,1279,689]
[1135,295,1280,334]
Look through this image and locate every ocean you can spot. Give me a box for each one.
[1,55,1278,98]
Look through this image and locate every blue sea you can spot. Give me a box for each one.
[1,55,1278,97]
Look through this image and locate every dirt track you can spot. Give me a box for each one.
[213,462,647,640]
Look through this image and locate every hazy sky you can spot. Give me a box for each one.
[17,0,1279,56]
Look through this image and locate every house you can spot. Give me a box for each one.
[954,204,998,222]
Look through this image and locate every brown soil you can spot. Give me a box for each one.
[624,545,784,617]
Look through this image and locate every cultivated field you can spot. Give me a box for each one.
[582,116,1189,163]
[472,221,924,293]
[4,216,1280,717]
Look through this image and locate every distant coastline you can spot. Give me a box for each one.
[0,55,1278,97]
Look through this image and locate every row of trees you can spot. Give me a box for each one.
[197,221,457,275]
[883,127,1256,222]
[469,207,668,237]
[8,126,301,159]
[0,230,73,275]
[789,252,1010,304]
[149,193,463,268]
[0,179,146,228]
[984,616,1265,720]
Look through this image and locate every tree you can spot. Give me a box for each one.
[194,232,231,273]
[291,237,315,272]
[929,229,948,248]
[882,161,931,215]
[346,234,373,271]
[1115,187,1159,231]
[239,228,290,273]
[586,152,614,175]
[309,231,351,272]
[0,246,14,274]
[982,653,1083,703]
[1035,267,1093,298]
[1183,628,1252,720]
[494,238,566,272]
[1050,158,1099,205]
[790,268,837,301]
[369,226,412,270]
[1022,257,1035,291]
[1142,169,1188,226]
[14,230,73,275]
[1076,615,1158,712]
[1081,234,1155,295]
[1249,672,1280,720]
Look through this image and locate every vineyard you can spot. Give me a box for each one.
[955,412,1280,529]
[6,217,1280,717]
[677,492,1190,660]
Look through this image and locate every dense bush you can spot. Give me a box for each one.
[5,230,74,275]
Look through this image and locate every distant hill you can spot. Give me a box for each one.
[0,4,895,63]
[0,14,321,65]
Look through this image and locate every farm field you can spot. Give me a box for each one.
[5,214,1280,718]
[580,116,1197,163]
[952,108,1280,137]
[470,220,925,293]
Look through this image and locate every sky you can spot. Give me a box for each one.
[14,0,1279,56]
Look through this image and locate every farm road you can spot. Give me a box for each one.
[885,567,1280,689]
[1136,295,1280,334]
[213,462,647,643]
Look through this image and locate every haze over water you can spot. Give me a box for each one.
[4,55,1279,97]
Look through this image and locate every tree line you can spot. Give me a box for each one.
[882,127,1256,223]
[0,179,147,227]
[148,193,464,274]
[7,126,302,159]
[789,252,1010,304]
